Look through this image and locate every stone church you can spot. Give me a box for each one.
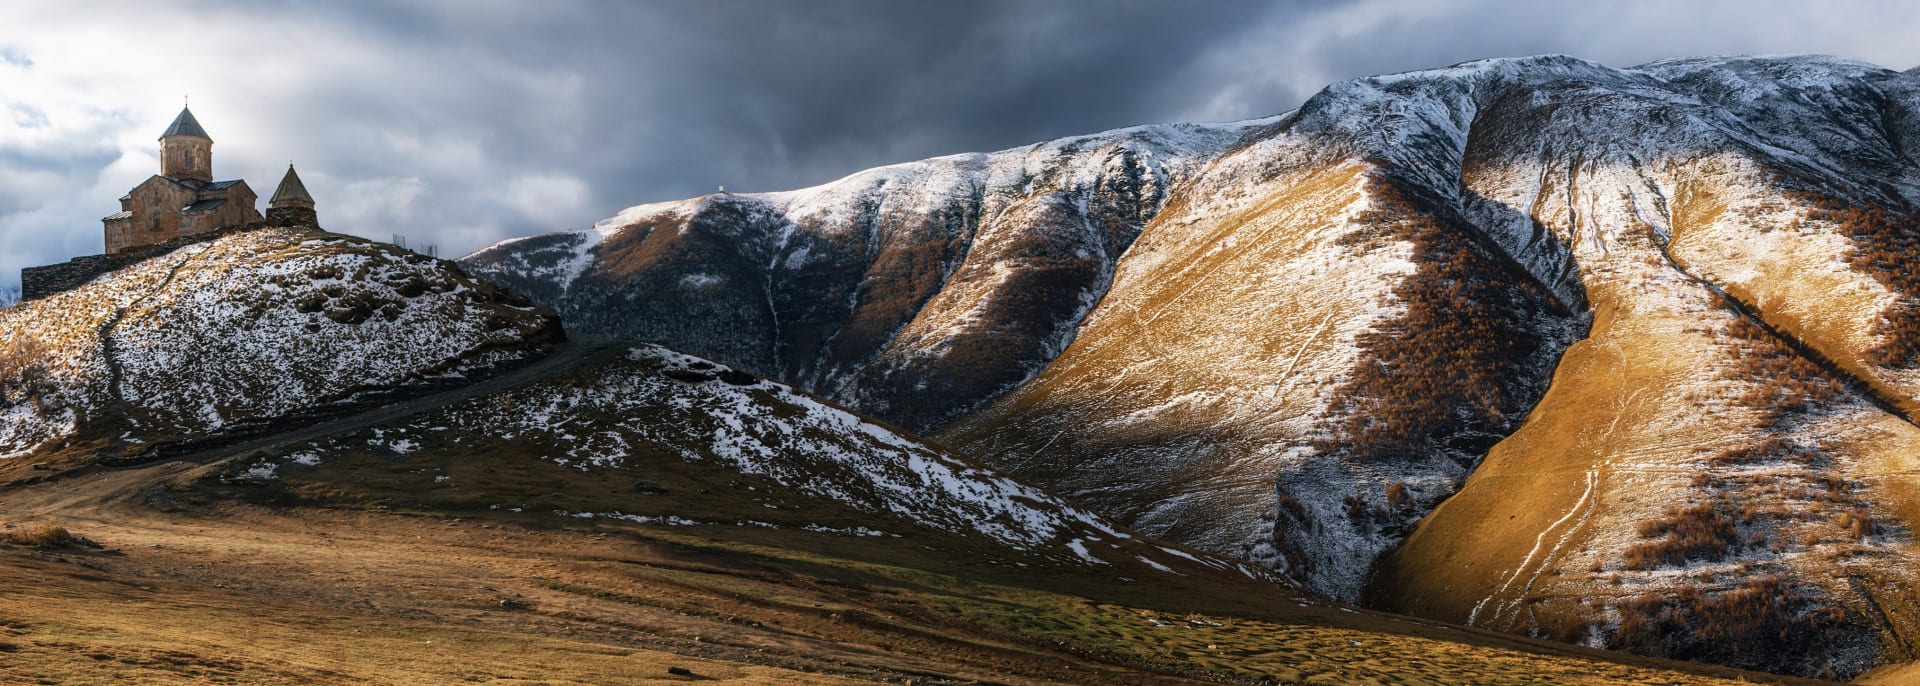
[102,106,318,254]
[21,106,323,301]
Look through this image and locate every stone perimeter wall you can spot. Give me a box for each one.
[20,223,263,301]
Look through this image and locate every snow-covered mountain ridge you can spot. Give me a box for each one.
[468,55,1920,677]
[462,118,1276,433]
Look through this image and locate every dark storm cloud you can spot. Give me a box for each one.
[441,0,1299,203]
[580,0,1298,187]
[3,0,1917,291]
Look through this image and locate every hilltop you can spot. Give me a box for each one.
[0,227,561,467]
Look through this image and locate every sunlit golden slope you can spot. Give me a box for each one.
[1374,58,1920,678]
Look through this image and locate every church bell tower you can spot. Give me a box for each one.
[159,106,213,184]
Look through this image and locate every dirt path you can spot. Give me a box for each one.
[194,334,622,457]
[98,244,212,423]
[77,334,626,478]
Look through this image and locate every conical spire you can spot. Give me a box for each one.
[266,164,320,229]
[160,106,210,140]
[269,164,314,207]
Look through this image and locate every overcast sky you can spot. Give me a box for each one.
[2,0,1917,291]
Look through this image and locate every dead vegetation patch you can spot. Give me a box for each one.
[1611,576,1848,677]
[1718,298,1846,422]
[1,522,96,550]
[1604,289,1885,674]
[1623,503,1742,570]
[1312,175,1570,468]
[0,336,56,409]
[1275,173,1576,579]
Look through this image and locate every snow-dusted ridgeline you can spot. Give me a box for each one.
[462,118,1279,433]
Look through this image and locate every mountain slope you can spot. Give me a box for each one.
[962,54,1920,677]
[219,341,1242,574]
[1361,56,1920,678]
[462,120,1273,433]
[939,75,1590,601]
[465,54,1920,677]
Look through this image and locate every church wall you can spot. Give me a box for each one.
[181,211,214,236]
[106,180,265,254]
[266,205,317,228]
[222,188,261,229]
[109,181,195,254]
[102,218,134,256]
[188,187,263,237]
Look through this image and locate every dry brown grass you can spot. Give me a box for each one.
[0,494,1802,686]
[1623,503,1741,570]
[1367,274,1672,627]
[1377,170,1912,678]
[1717,298,1847,422]
[1384,481,1413,511]
[1709,436,1805,467]
[2,522,92,549]
[0,336,52,405]
[1612,576,1847,677]
[1313,175,1566,466]
[1837,509,1874,540]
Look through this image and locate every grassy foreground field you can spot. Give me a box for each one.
[0,452,1815,685]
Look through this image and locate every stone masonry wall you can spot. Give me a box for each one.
[265,205,317,229]
[21,224,261,301]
